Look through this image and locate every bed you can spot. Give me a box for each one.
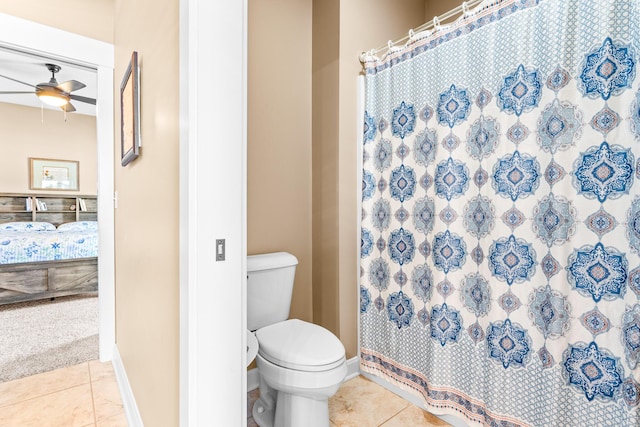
[0,221,98,305]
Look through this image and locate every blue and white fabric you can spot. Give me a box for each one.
[0,223,98,264]
[56,221,98,232]
[359,1,640,425]
[0,221,56,232]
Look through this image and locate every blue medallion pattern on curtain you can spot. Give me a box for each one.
[359,0,640,425]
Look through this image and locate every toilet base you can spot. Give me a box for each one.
[252,339,346,427]
[252,394,274,427]
[253,391,330,427]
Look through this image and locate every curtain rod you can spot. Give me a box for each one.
[361,0,486,62]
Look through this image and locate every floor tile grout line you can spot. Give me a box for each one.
[0,362,125,426]
[0,381,93,410]
[0,361,92,383]
[0,362,95,410]
[88,361,98,425]
[0,388,72,409]
[0,362,93,408]
[377,403,411,427]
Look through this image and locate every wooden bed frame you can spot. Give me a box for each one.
[0,258,98,305]
[0,193,99,305]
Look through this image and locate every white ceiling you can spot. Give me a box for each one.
[0,47,97,116]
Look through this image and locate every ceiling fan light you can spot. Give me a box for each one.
[37,92,69,107]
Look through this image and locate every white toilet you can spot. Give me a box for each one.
[248,252,347,427]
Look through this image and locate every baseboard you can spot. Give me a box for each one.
[112,345,144,427]
[247,356,360,391]
[345,356,359,381]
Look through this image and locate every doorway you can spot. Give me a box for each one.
[0,13,115,361]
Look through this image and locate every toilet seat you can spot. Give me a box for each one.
[256,319,345,372]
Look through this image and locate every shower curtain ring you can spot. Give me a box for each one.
[433,16,441,30]
[409,29,415,39]
[387,40,394,50]
[462,1,470,16]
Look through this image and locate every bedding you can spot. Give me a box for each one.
[0,221,57,232]
[0,221,98,264]
[56,221,99,232]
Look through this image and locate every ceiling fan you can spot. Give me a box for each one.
[0,63,96,112]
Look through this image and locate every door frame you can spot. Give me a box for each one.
[179,0,247,424]
[0,12,116,361]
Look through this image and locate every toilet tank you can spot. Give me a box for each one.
[247,252,298,331]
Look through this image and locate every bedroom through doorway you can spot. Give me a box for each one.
[0,28,112,382]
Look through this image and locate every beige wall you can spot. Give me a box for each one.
[0,0,113,44]
[113,0,180,425]
[0,103,97,195]
[312,0,340,336]
[425,0,458,22]
[248,0,314,324]
[312,0,427,358]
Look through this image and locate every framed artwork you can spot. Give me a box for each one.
[120,51,141,166]
[29,158,79,191]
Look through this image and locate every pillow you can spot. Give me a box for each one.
[0,221,56,232]
[57,221,98,231]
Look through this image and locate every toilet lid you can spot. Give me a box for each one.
[256,319,345,372]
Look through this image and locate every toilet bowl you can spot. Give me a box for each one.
[248,253,347,427]
[252,319,347,427]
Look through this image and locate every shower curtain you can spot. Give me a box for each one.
[359,0,640,425]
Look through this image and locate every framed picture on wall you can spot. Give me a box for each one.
[29,158,79,191]
[120,51,141,166]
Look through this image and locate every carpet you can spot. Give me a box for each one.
[0,295,98,383]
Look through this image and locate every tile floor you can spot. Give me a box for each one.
[3,363,451,426]
[249,375,452,427]
[0,360,126,427]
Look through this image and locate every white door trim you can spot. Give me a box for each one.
[0,12,115,361]
[179,0,248,425]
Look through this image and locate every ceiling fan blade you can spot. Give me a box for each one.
[69,94,96,105]
[57,80,86,93]
[0,73,36,88]
[61,102,76,113]
[0,91,35,94]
